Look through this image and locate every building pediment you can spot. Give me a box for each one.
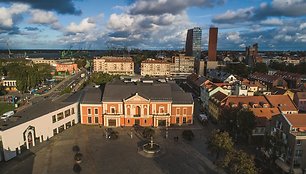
[124,93,149,102]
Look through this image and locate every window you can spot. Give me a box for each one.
[95,117,99,124]
[53,128,57,136]
[183,108,187,115]
[66,122,72,129]
[57,112,64,121]
[88,108,92,115]
[183,117,186,124]
[72,119,75,125]
[176,117,180,124]
[94,108,99,115]
[144,119,147,124]
[296,150,303,157]
[65,109,71,117]
[297,140,302,146]
[127,119,130,124]
[58,125,65,133]
[71,108,75,114]
[52,115,56,123]
[159,106,164,113]
[88,117,92,123]
[111,107,116,114]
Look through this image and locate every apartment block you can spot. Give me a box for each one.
[141,59,170,76]
[93,56,134,75]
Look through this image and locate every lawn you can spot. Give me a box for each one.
[0,103,15,115]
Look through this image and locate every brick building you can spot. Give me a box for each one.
[56,63,78,74]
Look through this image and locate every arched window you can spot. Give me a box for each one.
[144,107,147,115]
[127,107,130,115]
[136,106,141,116]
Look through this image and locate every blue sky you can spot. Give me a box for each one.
[0,0,305,50]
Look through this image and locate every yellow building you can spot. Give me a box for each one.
[141,59,171,76]
[208,91,228,121]
[93,56,134,75]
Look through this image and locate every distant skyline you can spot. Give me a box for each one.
[0,0,305,51]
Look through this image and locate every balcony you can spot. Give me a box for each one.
[133,114,141,117]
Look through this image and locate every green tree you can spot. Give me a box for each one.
[221,108,256,142]
[253,62,268,73]
[223,63,250,78]
[142,127,155,139]
[89,72,119,85]
[75,58,86,68]
[221,150,257,174]
[207,129,234,161]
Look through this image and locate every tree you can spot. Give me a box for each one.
[75,58,86,68]
[207,129,234,161]
[253,62,268,73]
[221,107,256,142]
[236,109,256,141]
[142,127,155,139]
[89,72,119,85]
[221,150,257,174]
[223,63,250,78]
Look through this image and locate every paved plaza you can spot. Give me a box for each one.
[0,121,223,174]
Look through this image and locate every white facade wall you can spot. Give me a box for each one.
[0,102,79,161]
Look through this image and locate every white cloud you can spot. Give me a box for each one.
[212,7,254,23]
[66,18,97,33]
[29,10,61,29]
[260,18,283,25]
[0,3,29,28]
[300,23,306,30]
[226,32,241,43]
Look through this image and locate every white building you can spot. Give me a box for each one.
[0,94,80,161]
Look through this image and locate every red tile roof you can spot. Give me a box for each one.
[265,95,298,112]
[284,114,306,130]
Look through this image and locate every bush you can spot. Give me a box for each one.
[142,127,155,139]
[182,130,194,141]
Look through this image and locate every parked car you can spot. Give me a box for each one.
[1,111,14,120]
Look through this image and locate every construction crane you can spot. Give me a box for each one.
[6,41,13,58]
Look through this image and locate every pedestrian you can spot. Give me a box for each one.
[130,131,133,139]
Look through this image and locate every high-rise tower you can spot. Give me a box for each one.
[208,27,218,61]
[185,27,202,59]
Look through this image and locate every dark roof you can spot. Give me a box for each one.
[81,86,102,104]
[103,82,172,102]
[102,80,193,104]
[0,101,74,131]
[0,92,82,131]
[172,92,193,104]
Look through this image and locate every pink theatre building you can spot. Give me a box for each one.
[80,80,194,127]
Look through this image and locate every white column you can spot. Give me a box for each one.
[31,131,35,147]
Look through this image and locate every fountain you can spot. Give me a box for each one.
[142,136,161,155]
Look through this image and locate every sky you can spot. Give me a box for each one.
[0,0,306,51]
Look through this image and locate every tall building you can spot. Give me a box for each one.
[208,27,218,61]
[246,43,258,67]
[185,27,202,59]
